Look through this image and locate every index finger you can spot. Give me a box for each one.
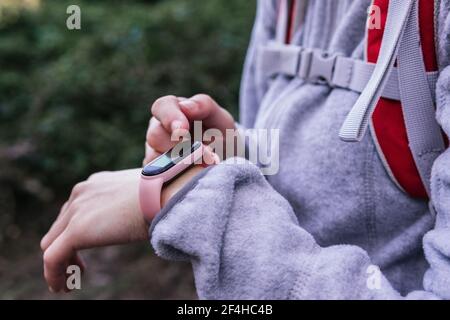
[43,230,75,293]
[151,95,190,133]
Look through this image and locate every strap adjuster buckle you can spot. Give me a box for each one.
[298,49,338,85]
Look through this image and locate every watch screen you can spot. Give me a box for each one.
[142,140,201,176]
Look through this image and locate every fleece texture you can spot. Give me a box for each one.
[150,0,450,299]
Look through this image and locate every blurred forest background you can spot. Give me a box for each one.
[0,0,255,299]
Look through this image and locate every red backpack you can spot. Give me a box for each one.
[258,0,448,202]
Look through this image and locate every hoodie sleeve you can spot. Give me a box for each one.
[150,157,450,300]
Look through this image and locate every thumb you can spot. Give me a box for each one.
[178,94,235,133]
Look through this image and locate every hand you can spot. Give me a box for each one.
[144,94,236,165]
[40,169,147,293]
[40,165,208,293]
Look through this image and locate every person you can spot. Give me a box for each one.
[41,0,450,299]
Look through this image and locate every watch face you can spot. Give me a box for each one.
[142,140,201,176]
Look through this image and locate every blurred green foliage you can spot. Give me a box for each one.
[0,0,255,238]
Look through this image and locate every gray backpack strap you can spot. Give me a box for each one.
[257,42,302,77]
[256,43,439,101]
[333,58,437,101]
[396,0,446,196]
[338,0,414,142]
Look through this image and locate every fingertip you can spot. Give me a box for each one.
[40,236,48,251]
[171,120,190,135]
[171,120,184,132]
[183,95,217,121]
[179,99,198,111]
[43,231,73,294]
[151,96,190,132]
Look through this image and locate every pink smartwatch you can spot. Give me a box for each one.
[139,140,204,221]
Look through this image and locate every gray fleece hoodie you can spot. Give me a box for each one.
[149,0,450,299]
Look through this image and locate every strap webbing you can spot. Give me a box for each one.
[256,43,438,101]
[397,1,446,196]
[338,0,414,142]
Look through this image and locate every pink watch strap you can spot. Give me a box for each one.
[139,142,207,221]
[139,177,164,222]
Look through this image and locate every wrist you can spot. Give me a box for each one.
[160,165,205,207]
[140,141,220,221]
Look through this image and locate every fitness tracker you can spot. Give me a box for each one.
[139,140,204,221]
